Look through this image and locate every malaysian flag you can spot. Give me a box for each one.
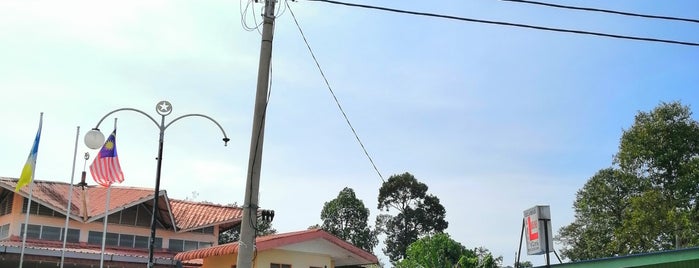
[89,129,124,187]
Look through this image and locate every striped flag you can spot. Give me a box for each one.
[15,114,43,192]
[89,129,124,187]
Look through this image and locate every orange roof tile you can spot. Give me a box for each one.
[0,178,242,232]
[174,229,378,264]
[170,199,243,231]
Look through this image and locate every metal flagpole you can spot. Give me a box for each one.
[19,183,35,268]
[19,112,43,268]
[60,126,80,268]
[99,185,112,268]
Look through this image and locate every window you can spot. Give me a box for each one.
[169,239,213,252]
[169,239,184,252]
[22,198,63,218]
[0,191,13,215]
[41,226,61,241]
[107,213,120,224]
[119,234,135,247]
[65,229,80,242]
[20,224,79,242]
[134,235,149,248]
[184,240,198,251]
[189,226,214,234]
[0,224,10,239]
[24,224,41,239]
[270,264,291,268]
[94,205,160,228]
[105,232,119,246]
[121,208,137,225]
[88,231,162,249]
[135,204,152,227]
[88,231,102,244]
[154,237,163,249]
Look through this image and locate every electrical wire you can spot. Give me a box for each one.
[252,1,263,35]
[286,0,386,182]
[305,0,699,47]
[276,0,290,19]
[240,0,263,32]
[501,0,699,24]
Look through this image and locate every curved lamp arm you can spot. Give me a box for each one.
[165,114,230,146]
[92,108,159,130]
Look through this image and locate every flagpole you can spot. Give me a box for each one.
[19,182,35,268]
[60,126,80,268]
[19,112,43,268]
[99,185,112,268]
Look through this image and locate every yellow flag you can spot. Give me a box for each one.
[15,114,43,192]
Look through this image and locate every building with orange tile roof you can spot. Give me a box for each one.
[175,228,378,268]
[0,177,242,267]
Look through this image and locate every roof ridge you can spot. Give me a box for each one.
[170,198,239,208]
[0,177,156,191]
[175,229,379,264]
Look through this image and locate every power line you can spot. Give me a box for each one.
[306,0,699,47]
[240,0,262,32]
[285,0,386,183]
[502,0,699,24]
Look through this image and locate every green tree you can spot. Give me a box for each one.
[376,172,448,263]
[557,101,699,261]
[515,260,533,268]
[473,247,502,268]
[556,168,642,260]
[396,233,475,268]
[396,233,502,268]
[615,101,699,249]
[320,187,378,252]
[218,220,276,244]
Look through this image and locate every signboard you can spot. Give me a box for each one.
[523,205,553,255]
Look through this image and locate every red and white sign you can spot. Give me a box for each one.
[523,205,553,255]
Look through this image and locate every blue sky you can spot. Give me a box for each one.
[1,0,697,266]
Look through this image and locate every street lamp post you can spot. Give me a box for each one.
[84,101,229,268]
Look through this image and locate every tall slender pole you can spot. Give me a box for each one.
[237,0,276,267]
[516,218,524,268]
[99,185,112,268]
[19,183,35,268]
[147,115,166,268]
[544,219,551,268]
[19,112,42,268]
[60,126,80,268]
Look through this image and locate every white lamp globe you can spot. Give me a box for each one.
[84,128,105,149]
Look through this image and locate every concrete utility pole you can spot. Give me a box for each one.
[237,0,276,267]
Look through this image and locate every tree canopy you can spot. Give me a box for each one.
[396,233,502,268]
[320,187,378,252]
[376,172,448,263]
[557,101,699,261]
[396,232,475,268]
[219,219,276,244]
